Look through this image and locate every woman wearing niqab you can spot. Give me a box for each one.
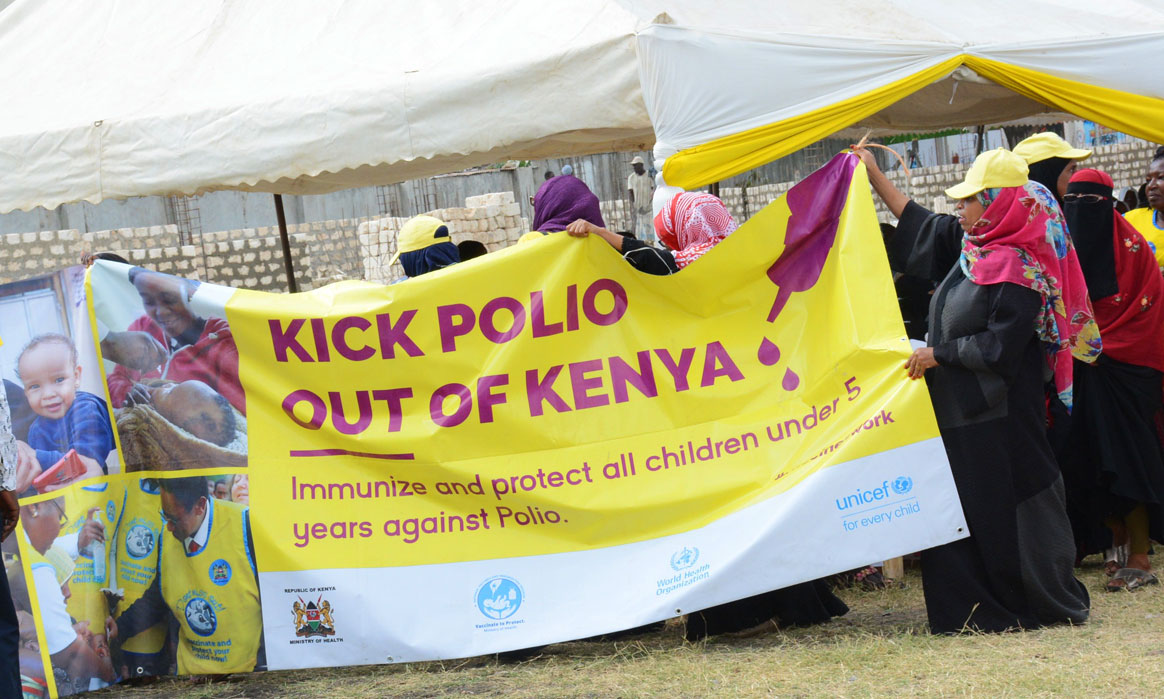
[1058,168,1164,591]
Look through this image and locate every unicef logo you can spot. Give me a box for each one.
[670,546,700,571]
[125,524,155,560]
[184,597,218,637]
[892,476,913,495]
[105,501,116,523]
[475,576,524,620]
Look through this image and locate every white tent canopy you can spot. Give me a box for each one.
[639,0,1164,158]
[1,0,1162,213]
[0,0,658,212]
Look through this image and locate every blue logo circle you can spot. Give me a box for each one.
[209,559,232,586]
[670,546,700,571]
[125,524,155,560]
[892,476,913,495]
[475,576,524,620]
[184,597,217,637]
[106,501,116,523]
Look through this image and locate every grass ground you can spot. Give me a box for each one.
[94,555,1164,698]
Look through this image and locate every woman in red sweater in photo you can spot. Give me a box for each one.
[105,268,245,415]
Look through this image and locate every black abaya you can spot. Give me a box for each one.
[889,201,1090,633]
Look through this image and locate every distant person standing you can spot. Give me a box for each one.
[1123,146,1164,268]
[627,156,655,243]
[0,348,21,698]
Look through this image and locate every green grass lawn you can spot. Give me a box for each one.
[95,555,1164,698]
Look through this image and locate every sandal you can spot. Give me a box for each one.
[854,566,890,590]
[1103,544,1128,577]
[1105,567,1159,592]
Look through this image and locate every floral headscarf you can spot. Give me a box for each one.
[653,192,738,268]
[959,181,1101,410]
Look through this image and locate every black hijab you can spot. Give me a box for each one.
[1027,156,1070,208]
[400,242,460,278]
[1063,177,1118,300]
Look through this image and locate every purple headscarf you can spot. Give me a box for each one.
[532,175,605,233]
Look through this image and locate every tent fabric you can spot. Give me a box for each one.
[643,1,1164,190]
[1,0,1163,213]
[0,0,657,213]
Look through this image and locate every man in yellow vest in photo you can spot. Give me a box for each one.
[107,475,262,675]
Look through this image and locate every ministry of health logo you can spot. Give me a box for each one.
[293,596,336,637]
[476,576,524,620]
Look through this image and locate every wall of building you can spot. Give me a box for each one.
[3,139,1157,293]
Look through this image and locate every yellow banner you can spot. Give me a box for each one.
[227,155,939,571]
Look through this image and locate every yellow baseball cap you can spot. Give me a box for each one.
[1012,132,1091,165]
[389,215,450,265]
[945,149,1030,200]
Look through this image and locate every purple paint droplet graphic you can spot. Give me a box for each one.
[782,368,800,391]
[757,337,781,366]
[765,153,856,323]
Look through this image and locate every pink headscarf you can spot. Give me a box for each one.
[653,192,738,268]
[959,181,1101,410]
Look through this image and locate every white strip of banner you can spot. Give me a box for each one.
[260,436,963,668]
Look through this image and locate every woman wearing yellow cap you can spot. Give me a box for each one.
[1012,131,1093,206]
[1123,146,1164,269]
[859,146,1098,633]
[389,216,460,280]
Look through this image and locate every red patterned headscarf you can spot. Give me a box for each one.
[1065,168,1164,373]
[653,192,738,268]
[959,181,1101,410]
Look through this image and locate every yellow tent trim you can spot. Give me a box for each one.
[662,55,1164,191]
[962,55,1164,149]
[660,56,962,190]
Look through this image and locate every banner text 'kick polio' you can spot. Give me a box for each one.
[71,153,968,690]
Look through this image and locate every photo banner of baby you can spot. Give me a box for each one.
[0,264,136,697]
[0,266,119,495]
[85,263,247,472]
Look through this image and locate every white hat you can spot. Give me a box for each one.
[630,156,645,166]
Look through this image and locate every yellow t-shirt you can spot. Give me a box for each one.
[113,479,167,654]
[1124,208,1164,269]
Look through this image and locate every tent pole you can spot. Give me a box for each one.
[274,194,298,293]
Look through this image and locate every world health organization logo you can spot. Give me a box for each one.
[475,576,524,620]
[670,546,700,571]
[892,476,914,495]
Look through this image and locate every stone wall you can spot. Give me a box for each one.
[2,140,1157,289]
[0,220,364,291]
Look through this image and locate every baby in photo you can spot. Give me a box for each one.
[129,379,237,447]
[15,334,114,488]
